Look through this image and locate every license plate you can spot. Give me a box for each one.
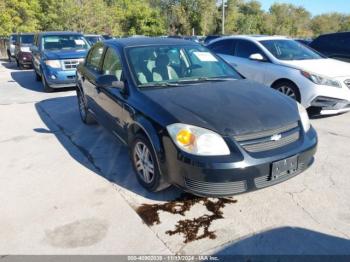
[271,155,298,180]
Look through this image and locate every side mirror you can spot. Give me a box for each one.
[96,75,124,90]
[249,53,266,62]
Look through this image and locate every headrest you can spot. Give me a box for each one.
[155,54,169,68]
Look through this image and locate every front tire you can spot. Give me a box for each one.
[272,81,301,102]
[41,73,53,93]
[131,134,169,192]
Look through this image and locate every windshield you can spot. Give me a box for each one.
[19,35,34,44]
[127,45,242,88]
[85,36,101,45]
[260,39,323,61]
[42,35,89,51]
[10,35,18,43]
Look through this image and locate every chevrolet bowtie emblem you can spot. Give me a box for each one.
[271,134,282,141]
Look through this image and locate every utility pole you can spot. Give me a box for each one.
[222,0,225,35]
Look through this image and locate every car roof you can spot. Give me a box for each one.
[211,35,290,43]
[104,37,198,48]
[84,34,102,37]
[38,31,83,36]
[316,31,350,38]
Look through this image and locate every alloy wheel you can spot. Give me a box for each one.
[277,85,296,99]
[133,141,155,183]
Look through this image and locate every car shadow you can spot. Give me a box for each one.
[10,70,74,93]
[1,60,18,69]
[214,227,350,256]
[34,96,182,201]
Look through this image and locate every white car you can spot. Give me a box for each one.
[207,35,350,115]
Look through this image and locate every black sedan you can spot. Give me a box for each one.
[76,37,317,197]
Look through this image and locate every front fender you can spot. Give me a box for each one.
[128,116,167,176]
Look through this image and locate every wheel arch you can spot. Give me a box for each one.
[127,117,165,175]
[127,117,164,158]
[271,78,301,102]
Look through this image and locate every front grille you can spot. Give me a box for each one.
[233,122,300,153]
[254,162,305,189]
[344,79,350,89]
[62,59,83,70]
[184,177,247,196]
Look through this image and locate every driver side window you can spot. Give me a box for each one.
[102,48,123,81]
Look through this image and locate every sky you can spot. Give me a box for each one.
[259,0,350,16]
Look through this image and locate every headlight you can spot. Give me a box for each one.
[166,123,230,156]
[297,103,310,132]
[45,60,61,69]
[301,71,341,88]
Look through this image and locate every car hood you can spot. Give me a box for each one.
[43,49,88,60]
[279,58,350,78]
[142,80,300,136]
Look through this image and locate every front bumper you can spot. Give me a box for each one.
[298,77,350,113]
[42,66,77,88]
[310,96,350,115]
[161,127,317,197]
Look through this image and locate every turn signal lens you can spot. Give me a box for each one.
[176,129,195,146]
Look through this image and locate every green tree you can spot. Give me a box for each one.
[120,0,166,36]
[267,3,312,37]
[311,13,350,36]
[0,0,40,35]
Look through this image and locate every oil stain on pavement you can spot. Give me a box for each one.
[136,193,237,243]
[45,218,108,248]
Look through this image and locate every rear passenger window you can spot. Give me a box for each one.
[86,44,104,71]
[209,39,236,55]
[102,48,123,80]
[236,40,263,59]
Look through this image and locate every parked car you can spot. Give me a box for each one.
[102,35,114,40]
[76,37,317,196]
[294,39,312,46]
[84,34,103,45]
[168,35,202,43]
[31,31,90,92]
[5,34,17,61]
[208,36,350,115]
[14,33,34,69]
[310,32,350,63]
[203,35,222,45]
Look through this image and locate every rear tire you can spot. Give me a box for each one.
[77,89,96,125]
[272,81,301,102]
[35,70,41,81]
[7,50,11,62]
[131,134,170,192]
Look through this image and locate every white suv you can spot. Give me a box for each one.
[207,35,350,115]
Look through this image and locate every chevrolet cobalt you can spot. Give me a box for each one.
[76,38,317,197]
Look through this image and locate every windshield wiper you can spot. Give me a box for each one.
[139,82,179,88]
[173,77,236,84]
